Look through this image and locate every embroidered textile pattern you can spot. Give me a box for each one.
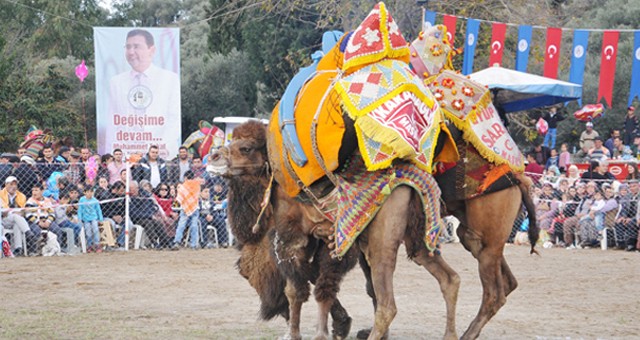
[335,59,455,172]
[331,155,444,257]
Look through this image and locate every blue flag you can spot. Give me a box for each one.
[515,25,532,72]
[462,19,480,75]
[569,30,589,106]
[629,31,640,106]
[424,11,436,30]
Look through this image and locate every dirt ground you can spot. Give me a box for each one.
[1,243,639,340]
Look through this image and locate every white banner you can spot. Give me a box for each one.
[94,27,181,159]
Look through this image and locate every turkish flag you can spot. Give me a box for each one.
[443,15,457,45]
[489,22,507,67]
[598,30,620,108]
[543,27,562,79]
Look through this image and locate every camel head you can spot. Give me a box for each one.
[207,120,269,178]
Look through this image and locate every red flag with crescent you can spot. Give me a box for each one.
[598,30,620,108]
[543,27,562,79]
[489,22,506,67]
[443,15,457,45]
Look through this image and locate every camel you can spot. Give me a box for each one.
[357,129,538,339]
[211,120,461,340]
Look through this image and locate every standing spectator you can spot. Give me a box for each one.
[545,149,559,170]
[77,186,104,253]
[558,143,572,173]
[80,147,92,164]
[531,141,551,167]
[190,155,209,180]
[94,177,111,201]
[64,151,86,185]
[107,149,127,185]
[603,129,621,156]
[15,155,39,196]
[171,171,201,250]
[99,154,113,182]
[198,186,214,248]
[55,146,71,164]
[578,122,599,160]
[133,145,167,189]
[0,176,32,255]
[36,143,63,182]
[541,106,565,149]
[525,153,544,183]
[622,106,638,146]
[169,146,191,184]
[0,153,14,184]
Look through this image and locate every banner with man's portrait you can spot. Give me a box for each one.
[94,27,181,159]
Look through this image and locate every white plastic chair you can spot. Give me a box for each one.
[133,225,145,250]
[2,227,27,256]
[60,227,81,254]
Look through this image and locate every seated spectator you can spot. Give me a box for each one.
[25,183,63,254]
[154,182,178,240]
[536,181,561,236]
[129,181,170,249]
[577,121,599,160]
[55,193,82,249]
[210,181,229,247]
[99,154,113,182]
[580,160,608,183]
[578,184,617,247]
[43,172,65,202]
[139,179,154,194]
[0,176,32,255]
[611,137,625,159]
[94,176,111,201]
[551,186,580,246]
[613,183,637,250]
[565,164,581,187]
[563,181,596,248]
[587,136,610,161]
[102,181,127,247]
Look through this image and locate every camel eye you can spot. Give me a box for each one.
[239,147,252,154]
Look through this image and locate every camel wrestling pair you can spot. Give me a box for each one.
[208,3,538,339]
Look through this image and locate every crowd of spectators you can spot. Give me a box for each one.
[1,143,229,257]
[524,105,640,252]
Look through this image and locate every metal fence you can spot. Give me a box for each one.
[3,159,640,257]
[1,161,231,257]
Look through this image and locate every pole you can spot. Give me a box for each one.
[125,161,130,251]
[81,86,88,148]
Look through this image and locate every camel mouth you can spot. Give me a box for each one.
[206,163,229,176]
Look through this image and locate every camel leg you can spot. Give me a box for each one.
[411,249,460,340]
[330,299,352,340]
[355,253,388,340]
[460,187,521,340]
[359,187,411,340]
[284,279,310,340]
[501,257,518,297]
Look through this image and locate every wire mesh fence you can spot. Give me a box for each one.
[3,156,640,257]
[1,160,231,257]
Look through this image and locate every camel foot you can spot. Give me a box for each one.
[356,328,388,340]
[331,315,352,340]
[279,333,301,340]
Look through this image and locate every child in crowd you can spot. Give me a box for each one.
[558,143,571,173]
[545,149,559,170]
[77,186,104,253]
[198,186,214,248]
[55,193,82,248]
[172,171,201,250]
[211,182,229,247]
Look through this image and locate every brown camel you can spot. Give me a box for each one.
[211,121,461,340]
[356,125,538,340]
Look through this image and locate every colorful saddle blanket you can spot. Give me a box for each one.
[331,154,444,257]
[428,70,524,171]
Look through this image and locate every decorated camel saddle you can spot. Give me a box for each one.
[267,2,459,257]
[410,25,525,199]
